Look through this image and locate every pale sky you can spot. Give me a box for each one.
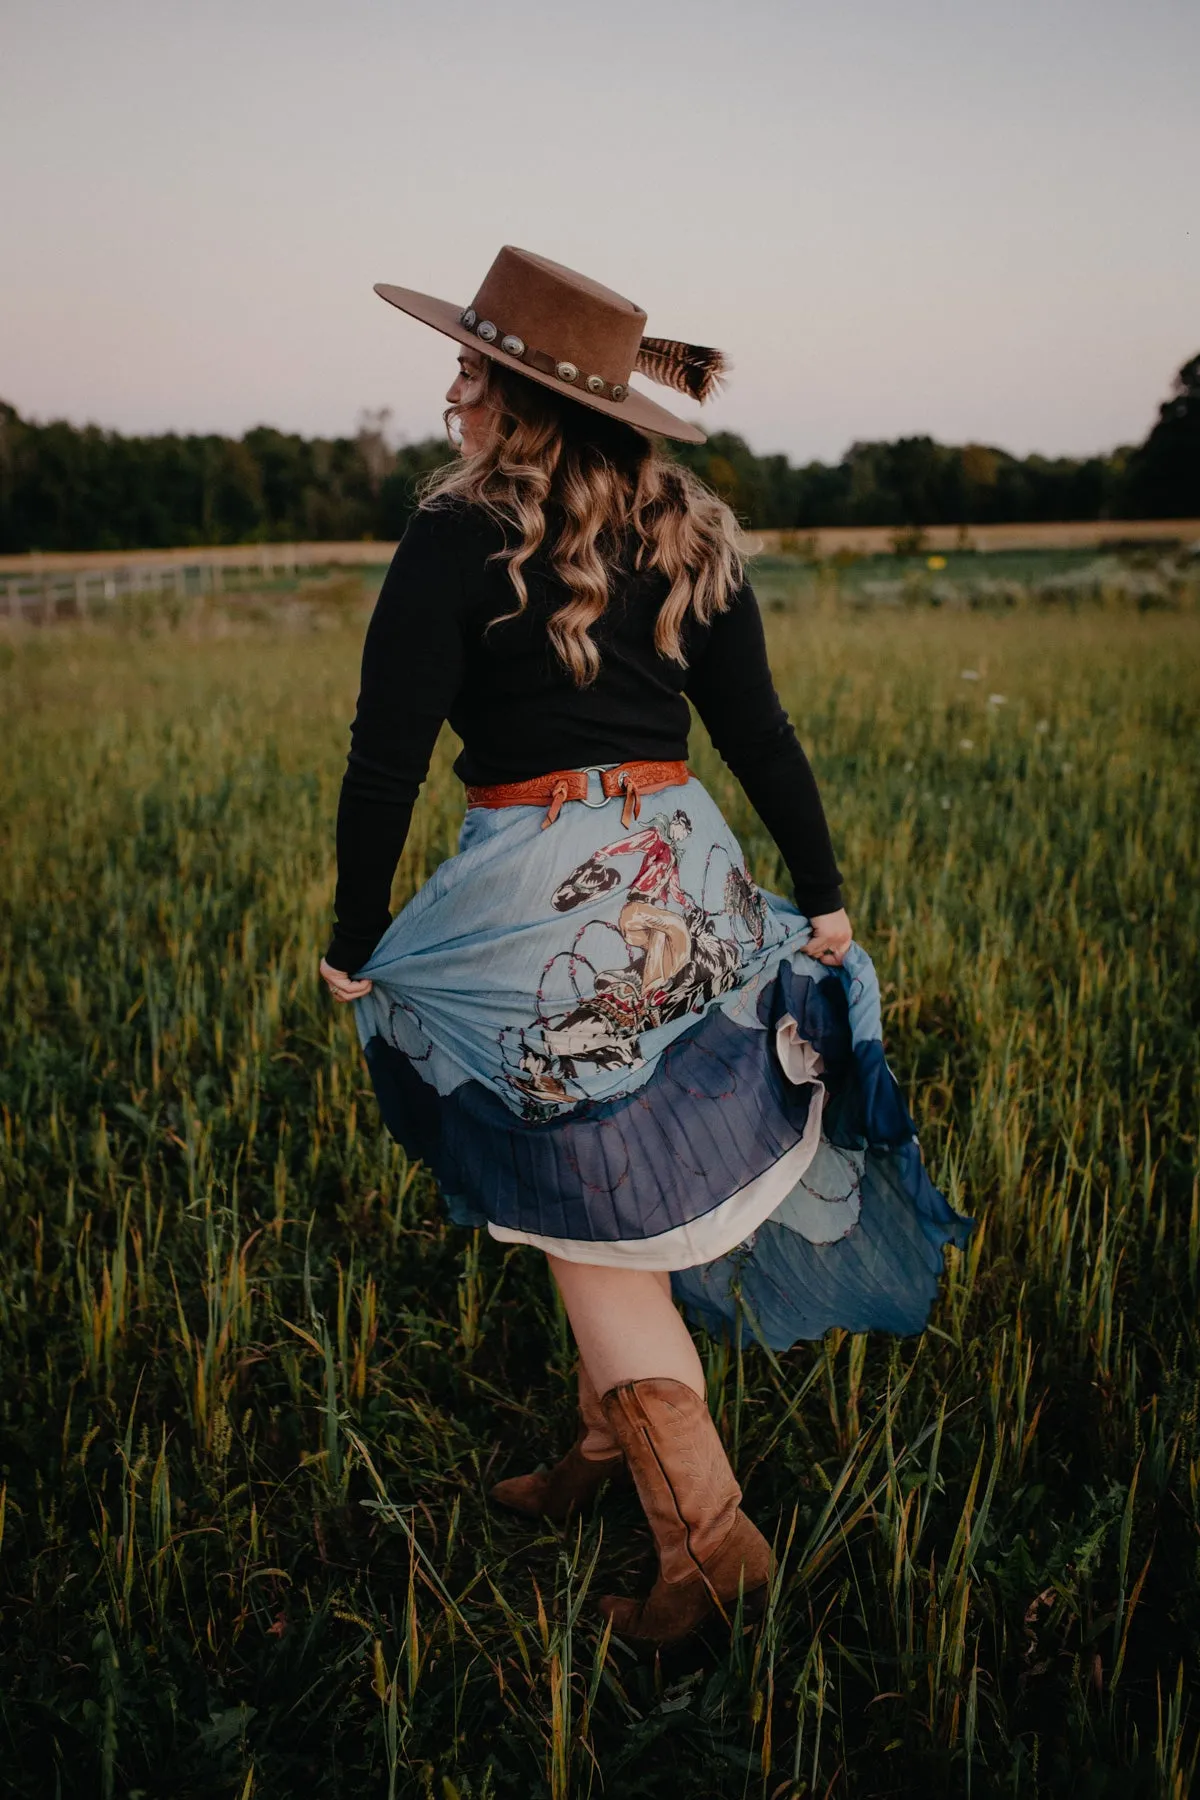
[3,0,1196,463]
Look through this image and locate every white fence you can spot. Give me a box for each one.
[0,543,397,621]
[4,521,1198,621]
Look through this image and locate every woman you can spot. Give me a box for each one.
[320,246,973,1648]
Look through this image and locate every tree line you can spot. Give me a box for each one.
[0,356,1195,554]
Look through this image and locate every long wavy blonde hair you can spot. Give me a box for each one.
[418,357,744,686]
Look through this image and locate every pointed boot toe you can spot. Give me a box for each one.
[489,1467,555,1519]
[596,1590,640,1635]
[490,1437,625,1523]
[491,1364,626,1523]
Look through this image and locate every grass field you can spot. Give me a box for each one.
[1,561,1198,1797]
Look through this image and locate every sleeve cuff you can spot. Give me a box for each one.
[324,929,385,977]
[792,883,844,920]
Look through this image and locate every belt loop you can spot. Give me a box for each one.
[542,779,570,829]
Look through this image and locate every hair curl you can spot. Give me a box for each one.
[418,358,744,686]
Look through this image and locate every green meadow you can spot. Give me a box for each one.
[1,558,1198,1797]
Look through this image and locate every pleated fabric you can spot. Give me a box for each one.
[353,764,973,1349]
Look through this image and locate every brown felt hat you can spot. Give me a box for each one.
[374,245,728,445]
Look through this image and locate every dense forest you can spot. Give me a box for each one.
[1,355,1196,553]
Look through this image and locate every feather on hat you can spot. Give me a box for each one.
[634,338,729,404]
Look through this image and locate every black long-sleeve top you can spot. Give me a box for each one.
[326,500,844,974]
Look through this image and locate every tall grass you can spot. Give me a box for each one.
[0,579,1197,1796]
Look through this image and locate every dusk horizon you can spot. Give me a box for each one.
[4,0,1196,466]
[4,346,1194,470]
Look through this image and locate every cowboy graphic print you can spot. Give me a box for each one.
[505,808,767,1107]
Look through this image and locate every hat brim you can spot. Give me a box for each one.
[373,282,708,445]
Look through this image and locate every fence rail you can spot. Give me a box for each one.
[3,520,1198,620]
[0,542,393,620]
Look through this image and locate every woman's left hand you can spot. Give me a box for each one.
[319,957,373,1003]
[802,908,853,968]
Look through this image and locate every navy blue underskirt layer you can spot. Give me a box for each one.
[362,958,852,1243]
[671,1135,971,1348]
[363,955,974,1347]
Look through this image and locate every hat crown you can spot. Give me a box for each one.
[469,246,647,388]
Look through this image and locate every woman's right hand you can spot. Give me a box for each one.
[801,908,853,968]
[319,958,373,1003]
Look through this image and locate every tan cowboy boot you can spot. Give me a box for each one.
[490,1363,624,1522]
[597,1377,773,1646]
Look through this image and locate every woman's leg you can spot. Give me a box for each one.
[548,1254,771,1644]
[547,1255,706,1400]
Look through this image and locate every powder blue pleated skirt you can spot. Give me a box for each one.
[353,763,974,1350]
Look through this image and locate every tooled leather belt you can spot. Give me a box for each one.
[465,758,691,830]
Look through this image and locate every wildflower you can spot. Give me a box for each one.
[1061,762,1073,774]
[959,738,974,750]
[940,796,952,810]
[903,759,915,772]
[1035,719,1050,734]
[960,669,980,681]
[927,555,947,570]
[988,693,1007,706]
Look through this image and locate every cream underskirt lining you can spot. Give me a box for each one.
[486,1015,863,1272]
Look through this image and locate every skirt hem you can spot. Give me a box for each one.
[485,1070,829,1270]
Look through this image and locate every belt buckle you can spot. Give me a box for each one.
[579,763,618,808]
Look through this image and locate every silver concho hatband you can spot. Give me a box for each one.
[459,309,627,403]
